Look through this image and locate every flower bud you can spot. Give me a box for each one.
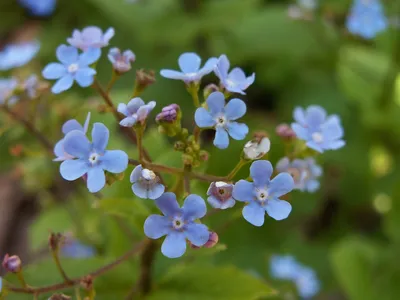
[80,275,94,290]
[276,123,296,140]
[190,231,219,249]
[243,136,271,160]
[156,104,182,137]
[135,69,156,94]
[108,48,136,74]
[203,83,220,99]
[199,150,209,161]
[49,232,64,251]
[2,254,22,273]
[182,154,194,165]
[174,141,186,151]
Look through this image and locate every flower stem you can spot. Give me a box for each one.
[75,287,82,300]
[106,71,120,94]
[135,126,145,164]
[227,159,247,181]
[183,164,192,195]
[51,248,71,283]
[187,83,200,108]
[16,271,28,288]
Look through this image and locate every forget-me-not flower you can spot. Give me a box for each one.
[130,165,165,199]
[59,123,128,193]
[295,266,321,299]
[61,240,96,258]
[54,112,91,162]
[160,52,217,83]
[207,181,235,209]
[346,0,388,39]
[276,157,322,193]
[108,48,136,73]
[291,105,345,153]
[117,97,156,127]
[270,255,301,280]
[42,45,100,94]
[0,41,40,71]
[18,0,56,16]
[144,192,209,258]
[214,55,255,95]
[195,91,248,149]
[0,78,18,105]
[233,160,294,226]
[67,26,115,51]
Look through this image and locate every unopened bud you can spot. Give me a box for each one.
[203,84,220,99]
[243,136,271,160]
[199,150,209,161]
[276,123,296,139]
[182,154,194,165]
[190,231,219,249]
[156,104,182,136]
[2,254,22,273]
[48,294,71,300]
[108,48,136,74]
[135,69,156,94]
[174,141,186,151]
[80,275,94,290]
[185,147,193,154]
[49,232,64,251]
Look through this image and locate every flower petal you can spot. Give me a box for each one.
[160,69,187,80]
[91,123,109,154]
[305,180,320,193]
[291,123,309,140]
[213,127,229,149]
[327,139,345,150]
[306,105,326,129]
[87,167,106,193]
[144,215,170,239]
[54,139,66,160]
[182,194,207,220]
[228,67,246,82]
[83,112,91,133]
[250,160,273,187]
[269,173,294,198]
[60,159,88,181]
[265,199,292,221]
[306,141,323,153]
[185,223,209,247]
[148,183,165,200]
[62,119,83,134]
[225,98,247,120]
[75,67,96,87]
[293,107,306,125]
[127,97,145,114]
[132,182,148,199]
[117,103,129,116]
[206,91,225,116]
[227,122,248,140]
[161,232,186,258]
[198,57,218,76]
[42,63,66,79]
[51,75,74,94]
[276,157,290,172]
[178,52,201,73]
[242,202,265,226]
[63,130,91,158]
[214,54,230,79]
[220,198,236,209]
[155,192,181,217]
[130,165,143,183]
[194,107,215,128]
[100,150,128,173]
[56,45,79,65]
[232,180,254,202]
[321,115,344,141]
[119,116,137,127]
[79,48,101,65]
[103,27,115,43]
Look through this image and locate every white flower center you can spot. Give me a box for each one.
[226,79,236,87]
[68,63,79,73]
[312,132,324,143]
[142,169,156,181]
[186,72,198,78]
[256,188,269,203]
[172,216,185,230]
[89,153,100,165]
[215,115,227,127]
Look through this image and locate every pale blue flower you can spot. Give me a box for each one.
[270,255,300,280]
[214,55,255,95]
[233,160,294,226]
[59,123,128,193]
[144,192,209,258]
[0,78,18,105]
[130,165,165,200]
[18,0,56,16]
[42,45,100,94]
[62,240,95,258]
[22,75,39,99]
[0,41,40,70]
[295,266,321,299]
[207,181,235,209]
[291,105,345,153]
[160,52,217,83]
[108,48,136,73]
[117,97,156,127]
[67,26,115,51]
[194,91,248,149]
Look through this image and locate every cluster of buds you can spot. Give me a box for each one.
[156,104,182,137]
[180,135,209,168]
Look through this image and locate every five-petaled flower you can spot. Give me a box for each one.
[117,97,156,127]
[54,112,91,162]
[130,165,165,200]
[195,91,248,149]
[291,105,345,153]
[214,55,255,95]
[0,41,40,71]
[207,181,235,209]
[59,123,128,193]
[67,26,115,51]
[42,45,101,94]
[108,48,136,74]
[160,52,217,83]
[144,192,209,258]
[233,160,294,226]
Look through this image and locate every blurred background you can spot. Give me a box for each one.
[1,0,400,299]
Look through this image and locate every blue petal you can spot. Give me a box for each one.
[306,141,324,153]
[291,123,309,140]
[144,215,170,239]
[269,173,294,198]
[265,199,292,221]
[54,139,65,160]
[213,127,229,149]
[42,63,66,79]
[227,122,248,140]
[198,57,218,76]
[148,183,165,200]
[91,123,109,154]
[107,48,119,64]
[130,165,143,183]
[293,107,306,125]
[155,192,181,217]
[86,167,106,193]
[305,106,326,129]
[161,232,186,258]
[127,97,145,114]
[100,150,128,173]
[182,194,207,220]
[250,160,273,187]
[207,196,223,209]
[117,103,129,116]
[242,202,265,226]
[132,182,148,199]
[214,54,230,80]
[206,91,225,116]
[60,159,88,181]
[79,47,101,65]
[225,98,247,120]
[56,45,78,65]
[75,67,96,87]
[321,115,343,141]
[276,157,290,172]
[62,119,83,134]
[326,139,345,150]
[185,223,209,247]
[120,116,137,127]
[160,69,187,81]
[305,180,320,193]
[219,198,236,209]
[51,75,74,94]
[83,112,91,133]
[194,108,215,128]
[228,67,246,82]
[232,180,254,202]
[245,73,255,87]
[63,130,91,158]
[178,52,201,73]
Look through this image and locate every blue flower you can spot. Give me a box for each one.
[276,157,322,193]
[18,0,56,16]
[270,255,301,280]
[207,181,235,209]
[291,105,345,153]
[214,55,255,95]
[22,75,39,99]
[61,240,95,258]
[346,0,387,39]
[194,91,248,149]
[160,52,217,83]
[130,165,165,199]
[144,192,209,258]
[67,26,115,51]
[232,160,294,226]
[59,123,128,193]
[117,97,156,127]
[0,78,18,105]
[54,112,91,162]
[0,276,2,293]
[295,266,320,299]
[0,41,40,71]
[108,48,136,73]
[42,45,100,94]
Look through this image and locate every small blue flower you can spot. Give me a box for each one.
[54,112,91,162]
[295,266,320,299]
[59,123,128,193]
[22,75,39,99]
[0,78,18,105]
[144,192,209,258]
[42,45,100,94]
[194,91,248,149]
[130,165,165,199]
[270,255,301,280]
[346,0,387,39]
[207,181,235,209]
[62,240,96,258]
[108,48,136,73]
[214,55,255,95]
[18,0,56,16]
[0,41,40,71]
[233,160,294,226]
[160,52,217,83]
[117,97,156,127]
[67,26,115,51]
[291,105,345,153]
[276,157,322,193]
